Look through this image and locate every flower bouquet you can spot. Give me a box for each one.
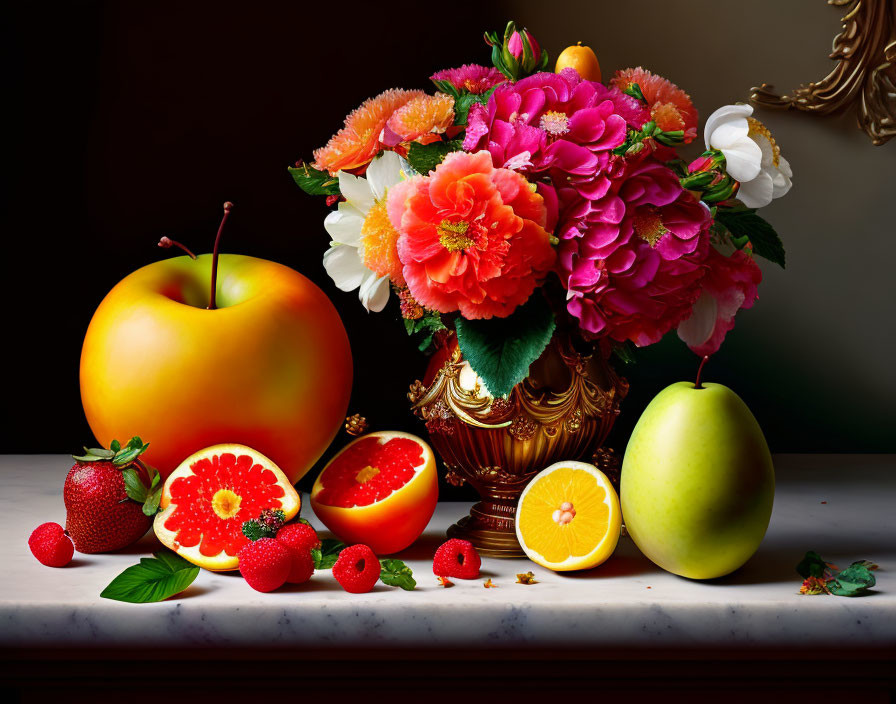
[290,21,792,553]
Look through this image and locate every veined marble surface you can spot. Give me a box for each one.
[1,454,893,651]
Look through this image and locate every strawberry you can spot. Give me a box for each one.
[64,437,162,553]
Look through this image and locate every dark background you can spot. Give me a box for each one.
[3,1,894,494]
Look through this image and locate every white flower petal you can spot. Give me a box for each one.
[678,292,718,349]
[721,138,763,183]
[738,170,774,208]
[337,171,376,214]
[777,154,793,179]
[323,205,365,245]
[771,162,793,199]
[366,151,404,203]
[704,104,753,148]
[323,244,367,292]
[709,120,750,150]
[358,273,391,312]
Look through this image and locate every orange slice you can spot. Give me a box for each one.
[515,460,621,571]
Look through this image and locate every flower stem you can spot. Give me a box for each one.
[208,202,233,310]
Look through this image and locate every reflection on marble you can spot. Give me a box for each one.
[1,454,893,649]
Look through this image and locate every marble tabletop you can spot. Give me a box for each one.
[2,454,894,654]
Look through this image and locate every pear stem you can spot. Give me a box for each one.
[157,236,197,259]
[694,355,709,389]
[207,202,234,310]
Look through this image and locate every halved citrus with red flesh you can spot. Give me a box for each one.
[153,444,300,571]
[310,431,437,555]
[516,461,621,572]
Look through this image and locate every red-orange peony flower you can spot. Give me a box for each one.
[313,88,423,175]
[612,67,698,143]
[387,150,556,319]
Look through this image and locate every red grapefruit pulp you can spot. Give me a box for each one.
[154,444,300,571]
[310,432,437,554]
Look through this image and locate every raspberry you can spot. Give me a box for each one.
[238,538,291,592]
[277,522,321,553]
[28,523,74,567]
[433,538,481,579]
[275,523,320,584]
[332,544,381,593]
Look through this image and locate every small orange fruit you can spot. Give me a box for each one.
[515,460,621,571]
[555,43,602,83]
[310,431,437,555]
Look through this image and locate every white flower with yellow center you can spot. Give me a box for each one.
[704,104,792,209]
[322,151,412,312]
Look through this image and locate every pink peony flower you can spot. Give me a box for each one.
[507,28,541,63]
[463,69,637,181]
[430,64,505,95]
[387,150,556,319]
[677,246,762,356]
[558,159,711,345]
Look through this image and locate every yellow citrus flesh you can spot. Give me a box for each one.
[515,461,621,571]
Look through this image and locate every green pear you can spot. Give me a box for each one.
[621,377,774,580]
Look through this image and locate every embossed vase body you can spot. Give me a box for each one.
[409,335,627,557]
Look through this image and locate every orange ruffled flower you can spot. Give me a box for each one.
[313,88,424,175]
[389,150,556,320]
[386,93,455,146]
[612,67,698,143]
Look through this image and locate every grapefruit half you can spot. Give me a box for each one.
[310,431,437,555]
[153,444,300,571]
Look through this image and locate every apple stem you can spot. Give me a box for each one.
[208,201,234,310]
[157,236,197,259]
[694,355,709,389]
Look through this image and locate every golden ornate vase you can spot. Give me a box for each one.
[408,334,628,558]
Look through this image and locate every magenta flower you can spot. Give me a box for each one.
[430,64,505,95]
[464,69,639,182]
[677,246,762,356]
[557,159,712,346]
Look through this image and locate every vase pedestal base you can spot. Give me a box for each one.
[446,500,526,558]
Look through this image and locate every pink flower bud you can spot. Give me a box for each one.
[507,29,540,62]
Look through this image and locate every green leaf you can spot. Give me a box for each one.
[612,341,637,365]
[296,517,311,526]
[406,140,464,175]
[288,163,341,196]
[452,86,498,126]
[121,467,149,503]
[143,488,162,517]
[379,559,416,591]
[73,447,115,462]
[110,439,121,453]
[100,550,199,603]
[715,208,786,268]
[827,563,877,596]
[455,293,556,398]
[313,539,346,570]
[796,551,828,579]
[113,437,150,466]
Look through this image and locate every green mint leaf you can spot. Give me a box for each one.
[826,563,877,596]
[406,140,464,176]
[100,550,199,603]
[288,163,341,196]
[379,559,416,591]
[315,539,346,570]
[796,551,827,579]
[455,293,556,398]
[143,487,162,517]
[121,467,150,503]
[715,208,786,268]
